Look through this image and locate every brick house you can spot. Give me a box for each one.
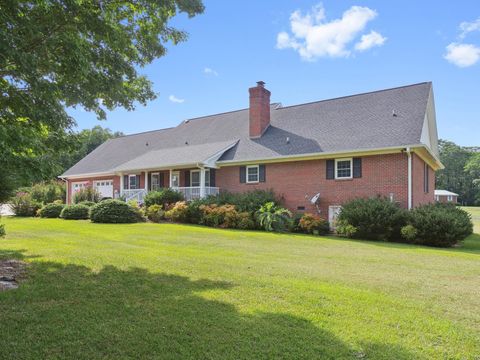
[434,190,458,204]
[61,81,443,221]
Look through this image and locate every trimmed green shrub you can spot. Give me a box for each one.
[146,204,165,223]
[164,201,189,223]
[78,201,96,207]
[336,197,407,241]
[255,202,292,232]
[208,189,278,213]
[298,213,329,235]
[38,203,65,218]
[10,192,42,217]
[73,187,102,204]
[60,204,90,220]
[144,189,184,208]
[90,200,141,223]
[400,225,417,242]
[404,204,473,247]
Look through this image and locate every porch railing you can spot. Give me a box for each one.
[123,189,148,203]
[174,186,220,201]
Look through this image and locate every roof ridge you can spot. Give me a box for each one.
[112,126,175,139]
[276,82,432,111]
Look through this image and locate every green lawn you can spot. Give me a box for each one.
[0,210,479,359]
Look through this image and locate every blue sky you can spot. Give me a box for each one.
[69,0,480,146]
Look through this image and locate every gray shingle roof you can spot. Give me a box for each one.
[62,82,432,177]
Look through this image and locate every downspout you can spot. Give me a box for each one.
[406,147,412,210]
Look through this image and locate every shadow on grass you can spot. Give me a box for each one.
[0,249,422,360]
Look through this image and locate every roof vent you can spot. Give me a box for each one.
[392,109,397,117]
[286,137,290,144]
[145,142,149,146]
[185,141,189,145]
[185,119,190,123]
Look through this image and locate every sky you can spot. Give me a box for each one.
[69,0,480,146]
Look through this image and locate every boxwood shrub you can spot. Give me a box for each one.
[336,197,407,241]
[144,188,184,208]
[60,204,90,220]
[403,203,473,247]
[90,200,142,223]
[38,203,65,218]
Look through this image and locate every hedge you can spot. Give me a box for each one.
[90,200,142,223]
[60,204,90,220]
[38,203,65,218]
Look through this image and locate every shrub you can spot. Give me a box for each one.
[235,212,256,230]
[0,223,5,237]
[10,192,42,217]
[60,204,90,220]
[90,200,142,223]
[73,187,102,204]
[78,201,96,207]
[200,204,235,228]
[255,202,292,232]
[144,189,184,208]
[29,180,66,204]
[146,204,165,223]
[298,213,329,235]
[209,189,278,213]
[336,197,407,241]
[404,203,473,247]
[400,225,417,242]
[38,203,65,218]
[164,201,189,223]
[185,198,209,224]
[336,220,358,238]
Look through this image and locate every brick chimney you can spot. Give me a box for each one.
[249,81,271,138]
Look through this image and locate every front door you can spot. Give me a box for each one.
[170,171,180,188]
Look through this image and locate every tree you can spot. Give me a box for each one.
[0,0,204,202]
[465,153,480,205]
[436,140,477,205]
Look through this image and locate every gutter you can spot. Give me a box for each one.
[407,147,413,210]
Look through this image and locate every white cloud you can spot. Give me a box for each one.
[168,95,185,103]
[276,3,385,60]
[444,42,480,67]
[355,30,387,51]
[204,67,218,76]
[459,17,480,39]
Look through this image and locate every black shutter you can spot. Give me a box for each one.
[210,169,216,187]
[240,166,246,183]
[424,163,429,193]
[184,170,190,187]
[326,160,335,179]
[259,165,266,182]
[136,175,141,189]
[123,175,129,189]
[159,172,164,188]
[353,158,362,178]
[147,172,152,191]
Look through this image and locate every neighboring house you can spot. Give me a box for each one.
[434,190,458,203]
[61,81,443,220]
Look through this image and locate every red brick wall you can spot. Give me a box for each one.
[411,153,435,207]
[436,195,458,204]
[216,153,410,215]
[67,175,120,204]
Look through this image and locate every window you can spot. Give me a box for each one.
[190,169,210,187]
[435,195,439,201]
[170,171,180,188]
[247,165,259,183]
[447,195,453,202]
[72,182,87,193]
[129,174,138,189]
[424,163,429,193]
[151,173,160,191]
[335,158,352,179]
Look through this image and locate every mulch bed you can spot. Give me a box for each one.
[0,259,27,291]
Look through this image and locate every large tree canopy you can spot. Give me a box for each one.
[0,0,204,199]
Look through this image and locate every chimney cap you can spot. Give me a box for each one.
[256,81,266,87]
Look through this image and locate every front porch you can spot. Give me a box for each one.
[118,167,219,203]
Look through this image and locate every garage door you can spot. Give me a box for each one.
[94,180,113,199]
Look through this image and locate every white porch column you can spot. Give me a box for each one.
[145,171,148,191]
[119,173,124,196]
[169,169,173,187]
[200,168,206,198]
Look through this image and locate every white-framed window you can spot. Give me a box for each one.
[335,158,352,179]
[72,182,88,193]
[170,171,180,188]
[190,169,210,187]
[247,165,259,183]
[447,195,453,202]
[151,173,160,191]
[128,174,138,189]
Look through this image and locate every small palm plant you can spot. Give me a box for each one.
[255,202,292,232]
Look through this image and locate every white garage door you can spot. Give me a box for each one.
[94,180,113,199]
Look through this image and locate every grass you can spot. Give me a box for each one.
[0,209,479,359]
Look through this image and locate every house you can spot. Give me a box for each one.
[434,190,459,204]
[61,81,443,220]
